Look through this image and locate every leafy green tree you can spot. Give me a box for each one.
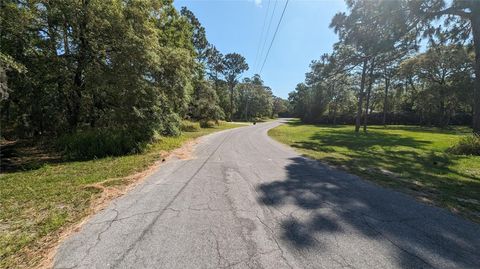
[1,0,196,141]
[190,80,224,124]
[289,54,351,123]
[378,59,400,126]
[330,0,416,132]
[205,46,224,83]
[399,45,474,126]
[203,46,230,116]
[289,83,310,120]
[180,6,208,62]
[327,74,355,125]
[409,0,480,132]
[236,77,273,120]
[272,96,288,118]
[222,53,249,121]
[289,0,476,130]
[179,6,232,124]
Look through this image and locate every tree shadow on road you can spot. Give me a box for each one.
[256,157,480,268]
[290,130,480,219]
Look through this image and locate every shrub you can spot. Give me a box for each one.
[160,113,181,136]
[447,134,480,156]
[180,120,200,132]
[199,120,215,128]
[56,129,147,160]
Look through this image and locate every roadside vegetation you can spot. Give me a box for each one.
[448,134,480,156]
[288,0,480,138]
[1,1,288,160]
[0,121,240,269]
[279,1,480,221]
[269,121,480,222]
[1,0,479,266]
[0,2,287,268]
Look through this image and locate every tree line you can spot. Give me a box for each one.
[288,0,480,134]
[0,0,286,156]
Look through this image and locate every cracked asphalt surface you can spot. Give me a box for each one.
[54,120,480,269]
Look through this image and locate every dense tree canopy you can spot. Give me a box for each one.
[1,0,195,139]
[0,0,285,157]
[235,75,274,121]
[289,0,478,133]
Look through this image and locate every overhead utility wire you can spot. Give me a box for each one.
[256,0,278,73]
[259,0,289,74]
[253,0,271,71]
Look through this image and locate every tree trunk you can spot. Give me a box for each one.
[439,84,448,127]
[70,0,89,131]
[332,101,337,126]
[472,12,480,134]
[46,8,58,134]
[382,76,390,126]
[363,58,375,132]
[355,58,368,133]
[229,84,234,121]
[63,17,70,56]
[244,96,249,121]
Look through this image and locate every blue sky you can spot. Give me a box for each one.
[174,0,346,99]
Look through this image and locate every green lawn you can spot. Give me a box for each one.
[0,122,241,269]
[268,120,480,223]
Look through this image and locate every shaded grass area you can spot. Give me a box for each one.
[0,122,240,269]
[268,120,480,223]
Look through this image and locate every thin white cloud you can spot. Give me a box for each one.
[254,0,262,7]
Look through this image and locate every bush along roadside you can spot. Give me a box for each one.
[448,134,480,156]
[56,129,148,160]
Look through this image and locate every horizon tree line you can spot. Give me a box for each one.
[288,0,480,134]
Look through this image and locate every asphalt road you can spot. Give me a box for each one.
[54,120,480,269]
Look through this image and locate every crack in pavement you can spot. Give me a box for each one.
[108,131,234,268]
[255,215,295,269]
[361,215,437,269]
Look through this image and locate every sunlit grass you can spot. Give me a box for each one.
[269,120,480,222]
[0,122,240,269]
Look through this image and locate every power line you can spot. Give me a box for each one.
[256,0,278,73]
[253,0,271,71]
[259,0,289,75]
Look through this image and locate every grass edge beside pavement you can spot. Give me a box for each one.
[267,121,480,223]
[0,121,242,269]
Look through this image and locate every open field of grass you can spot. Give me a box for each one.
[268,120,480,223]
[0,122,241,269]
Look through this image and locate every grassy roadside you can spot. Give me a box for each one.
[231,117,277,124]
[268,120,480,223]
[0,121,241,269]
